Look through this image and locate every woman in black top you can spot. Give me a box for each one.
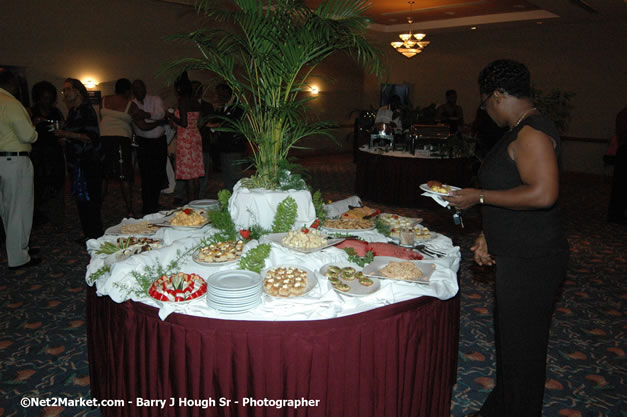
[445,60,569,417]
[55,78,103,241]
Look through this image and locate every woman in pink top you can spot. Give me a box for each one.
[99,78,148,217]
[166,72,204,202]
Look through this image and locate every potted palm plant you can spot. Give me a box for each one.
[166,0,383,191]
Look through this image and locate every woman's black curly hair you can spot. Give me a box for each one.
[478,59,531,98]
[32,80,58,103]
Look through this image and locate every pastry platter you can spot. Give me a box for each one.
[261,265,318,298]
[318,262,381,297]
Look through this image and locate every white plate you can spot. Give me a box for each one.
[192,251,240,267]
[378,213,423,228]
[419,183,462,196]
[320,223,376,233]
[153,216,210,229]
[265,233,344,254]
[362,256,436,285]
[318,262,380,297]
[261,265,318,298]
[105,219,160,236]
[148,273,207,303]
[206,270,262,291]
[188,199,220,210]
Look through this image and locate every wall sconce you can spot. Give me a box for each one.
[310,86,319,95]
[83,79,99,89]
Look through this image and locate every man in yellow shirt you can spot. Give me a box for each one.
[0,68,40,269]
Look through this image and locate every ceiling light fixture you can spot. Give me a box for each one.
[390,1,430,59]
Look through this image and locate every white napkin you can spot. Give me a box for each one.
[421,192,449,208]
[324,196,362,218]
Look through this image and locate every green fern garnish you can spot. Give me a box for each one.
[218,189,232,210]
[87,265,111,285]
[312,190,326,223]
[239,243,272,273]
[375,218,391,236]
[344,248,375,267]
[271,196,298,233]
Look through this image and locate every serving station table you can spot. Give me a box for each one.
[85,213,461,417]
[355,146,472,207]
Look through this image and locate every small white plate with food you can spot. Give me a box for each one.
[362,256,435,285]
[419,181,461,196]
[265,229,344,253]
[318,262,380,297]
[261,265,318,298]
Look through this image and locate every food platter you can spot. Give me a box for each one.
[419,183,461,196]
[265,232,344,254]
[192,252,240,266]
[148,272,207,303]
[320,218,376,233]
[152,211,210,229]
[362,256,435,285]
[261,265,318,298]
[105,219,159,236]
[318,262,380,297]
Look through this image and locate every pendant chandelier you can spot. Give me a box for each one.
[390,1,430,58]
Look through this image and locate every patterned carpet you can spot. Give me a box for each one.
[0,153,625,417]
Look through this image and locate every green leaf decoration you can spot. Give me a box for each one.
[239,243,272,273]
[344,247,374,267]
[271,196,298,233]
[87,265,111,285]
[312,190,326,223]
[375,218,391,236]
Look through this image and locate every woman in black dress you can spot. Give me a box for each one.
[55,78,103,242]
[445,59,569,417]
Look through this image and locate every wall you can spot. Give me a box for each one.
[362,18,625,174]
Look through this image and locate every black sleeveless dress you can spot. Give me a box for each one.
[478,114,568,257]
[475,114,569,417]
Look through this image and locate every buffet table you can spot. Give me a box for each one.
[85,213,461,417]
[355,146,472,207]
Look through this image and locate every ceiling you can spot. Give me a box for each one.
[162,0,627,32]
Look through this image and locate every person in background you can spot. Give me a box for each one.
[55,78,103,243]
[131,79,168,215]
[436,89,464,134]
[374,94,402,134]
[607,105,627,224]
[166,72,204,203]
[100,78,149,218]
[0,67,40,269]
[209,83,245,191]
[444,59,569,417]
[29,81,65,227]
[192,80,216,199]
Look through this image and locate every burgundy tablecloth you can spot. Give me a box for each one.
[86,287,459,417]
[355,150,472,207]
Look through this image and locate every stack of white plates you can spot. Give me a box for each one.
[206,270,262,313]
[188,199,220,211]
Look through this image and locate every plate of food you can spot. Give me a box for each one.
[192,240,245,266]
[96,237,163,263]
[340,206,378,220]
[266,229,344,253]
[105,220,160,236]
[388,224,438,243]
[318,262,380,297]
[419,181,461,196]
[261,265,318,298]
[321,218,376,233]
[362,256,435,285]
[148,272,207,303]
[154,208,209,229]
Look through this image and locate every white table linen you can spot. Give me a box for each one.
[86,214,460,321]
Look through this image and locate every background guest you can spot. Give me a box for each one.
[444,59,569,417]
[436,89,464,133]
[607,105,627,224]
[55,78,103,243]
[166,72,204,203]
[192,80,216,198]
[374,94,402,134]
[0,67,40,269]
[29,81,66,227]
[100,78,149,218]
[131,79,168,215]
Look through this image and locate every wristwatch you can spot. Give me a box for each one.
[479,190,485,205]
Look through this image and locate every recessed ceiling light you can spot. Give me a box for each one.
[471,26,477,30]
[536,21,543,24]
[444,11,456,15]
